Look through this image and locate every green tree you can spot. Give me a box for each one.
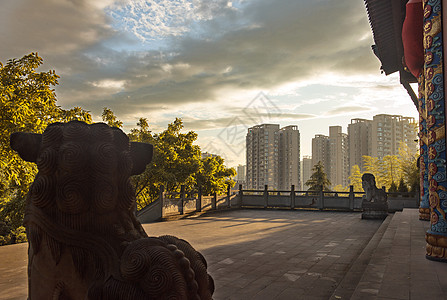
[129,118,201,208]
[388,181,398,193]
[398,143,419,194]
[382,155,402,188]
[1,53,59,201]
[362,155,381,185]
[128,118,158,207]
[305,161,331,191]
[361,142,419,193]
[196,156,236,195]
[362,155,402,191]
[406,162,419,194]
[397,177,409,193]
[152,118,202,192]
[0,53,91,245]
[128,117,236,209]
[332,185,349,192]
[59,106,92,123]
[102,107,123,128]
[348,165,363,192]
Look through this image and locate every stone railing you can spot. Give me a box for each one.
[137,185,238,223]
[239,185,363,210]
[136,184,419,223]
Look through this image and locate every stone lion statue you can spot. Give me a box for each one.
[361,173,387,203]
[10,121,214,300]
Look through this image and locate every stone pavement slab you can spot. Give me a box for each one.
[349,208,447,300]
[0,209,383,299]
[144,209,382,300]
[0,243,28,300]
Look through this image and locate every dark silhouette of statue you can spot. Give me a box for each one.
[361,173,388,219]
[361,173,387,203]
[10,121,214,300]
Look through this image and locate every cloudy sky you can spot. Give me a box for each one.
[0,0,419,167]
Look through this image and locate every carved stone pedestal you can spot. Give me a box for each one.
[426,232,447,262]
[419,207,430,221]
[361,201,388,220]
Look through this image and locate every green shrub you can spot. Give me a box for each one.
[12,226,27,244]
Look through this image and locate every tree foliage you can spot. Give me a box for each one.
[397,177,409,193]
[128,117,235,209]
[0,53,91,245]
[348,165,363,192]
[388,181,398,193]
[305,161,331,191]
[398,143,419,194]
[360,143,418,193]
[102,107,123,128]
[129,117,201,207]
[340,142,419,194]
[196,156,236,195]
[332,185,349,192]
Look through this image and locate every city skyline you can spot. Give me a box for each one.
[241,113,417,190]
[212,112,418,171]
[1,0,419,167]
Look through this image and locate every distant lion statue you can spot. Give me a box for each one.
[362,173,387,203]
[10,121,214,300]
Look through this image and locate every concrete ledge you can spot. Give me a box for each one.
[350,209,447,299]
[330,214,392,299]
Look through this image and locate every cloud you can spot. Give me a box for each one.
[90,79,126,89]
[325,105,372,116]
[258,113,316,120]
[182,117,235,130]
[0,0,382,126]
[106,0,237,41]
[0,0,114,60]
[181,111,316,131]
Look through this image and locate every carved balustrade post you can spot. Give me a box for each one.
[238,184,243,207]
[263,185,268,208]
[159,185,164,219]
[348,185,354,211]
[196,186,202,212]
[291,185,295,209]
[227,185,231,208]
[179,185,185,215]
[319,186,324,210]
[212,192,217,210]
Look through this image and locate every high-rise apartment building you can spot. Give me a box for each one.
[348,118,371,172]
[311,134,330,179]
[370,114,417,158]
[236,165,246,182]
[246,124,279,189]
[301,156,312,190]
[278,125,300,190]
[311,127,349,188]
[310,114,417,189]
[246,124,300,190]
[348,114,417,172]
[329,126,349,187]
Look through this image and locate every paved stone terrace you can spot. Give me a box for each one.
[0,208,445,299]
[147,210,382,299]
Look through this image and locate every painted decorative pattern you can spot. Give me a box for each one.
[423,0,447,261]
[419,71,430,221]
